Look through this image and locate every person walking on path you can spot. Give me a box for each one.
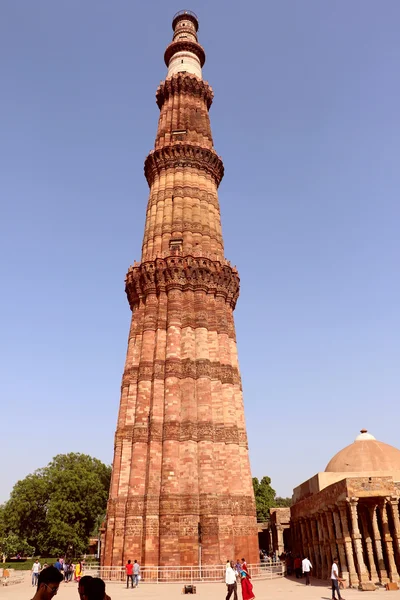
[31,559,41,586]
[225,560,238,600]
[294,555,302,578]
[133,559,140,587]
[302,556,312,585]
[240,558,255,600]
[126,559,134,588]
[75,561,83,583]
[331,557,345,600]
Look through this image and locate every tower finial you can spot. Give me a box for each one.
[164,11,205,79]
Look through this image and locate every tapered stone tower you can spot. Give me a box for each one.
[102,11,259,567]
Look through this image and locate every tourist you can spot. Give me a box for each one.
[85,577,110,600]
[331,557,345,600]
[75,560,83,582]
[294,555,302,578]
[225,560,238,600]
[126,559,134,588]
[63,560,69,582]
[302,555,312,585]
[32,559,41,586]
[78,575,93,600]
[235,559,242,582]
[54,558,62,572]
[32,566,63,600]
[240,558,255,600]
[133,559,140,587]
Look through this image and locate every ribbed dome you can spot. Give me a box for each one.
[325,430,400,473]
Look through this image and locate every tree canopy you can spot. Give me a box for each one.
[252,476,292,521]
[2,453,111,558]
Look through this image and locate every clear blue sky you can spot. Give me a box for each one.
[1,0,399,503]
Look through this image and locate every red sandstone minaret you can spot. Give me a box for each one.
[102,10,259,567]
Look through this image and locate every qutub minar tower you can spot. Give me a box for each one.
[102,11,259,567]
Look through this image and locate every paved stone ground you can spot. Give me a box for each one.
[2,572,399,599]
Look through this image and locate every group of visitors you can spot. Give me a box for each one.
[125,559,141,588]
[285,552,345,600]
[54,557,83,582]
[225,557,255,600]
[31,566,111,600]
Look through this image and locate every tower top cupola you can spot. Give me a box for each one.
[165,10,205,79]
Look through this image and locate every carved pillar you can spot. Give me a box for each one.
[266,527,272,554]
[290,520,299,555]
[332,505,349,584]
[379,499,399,582]
[299,518,308,558]
[338,501,359,588]
[311,517,322,579]
[306,518,316,568]
[368,503,389,585]
[276,525,284,556]
[316,511,329,580]
[325,509,338,567]
[388,497,400,559]
[359,506,378,583]
[348,497,369,584]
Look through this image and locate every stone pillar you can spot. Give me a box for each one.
[378,499,399,582]
[359,506,379,583]
[388,497,400,558]
[305,518,316,569]
[347,497,369,584]
[311,517,322,579]
[338,501,359,588]
[266,527,272,554]
[368,503,389,585]
[316,512,329,580]
[276,525,284,556]
[299,518,308,557]
[332,505,349,584]
[290,520,298,555]
[325,509,338,568]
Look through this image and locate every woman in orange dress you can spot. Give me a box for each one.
[240,559,255,600]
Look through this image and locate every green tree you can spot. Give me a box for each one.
[252,476,276,521]
[252,477,292,521]
[274,496,292,508]
[0,533,34,562]
[3,453,111,557]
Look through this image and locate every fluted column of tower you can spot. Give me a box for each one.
[102,10,259,567]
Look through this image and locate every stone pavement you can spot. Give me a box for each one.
[3,572,400,599]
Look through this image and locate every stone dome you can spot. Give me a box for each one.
[325,429,400,473]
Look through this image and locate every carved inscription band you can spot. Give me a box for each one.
[107,493,256,517]
[115,421,248,446]
[122,359,241,385]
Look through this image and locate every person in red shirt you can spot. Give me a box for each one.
[294,556,302,578]
[126,560,134,588]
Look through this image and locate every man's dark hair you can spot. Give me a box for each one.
[333,556,338,562]
[38,566,63,587]
[79,575,93,591]
[127,559,131,564]
[134,559,137,563]
[87,577,106,600]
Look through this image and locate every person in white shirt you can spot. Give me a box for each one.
[225,560,238,600]
[331,557,345,600]
[302,556,312,585]
[31,560,41,586]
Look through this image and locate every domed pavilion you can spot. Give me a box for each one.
[290,430,400,589]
